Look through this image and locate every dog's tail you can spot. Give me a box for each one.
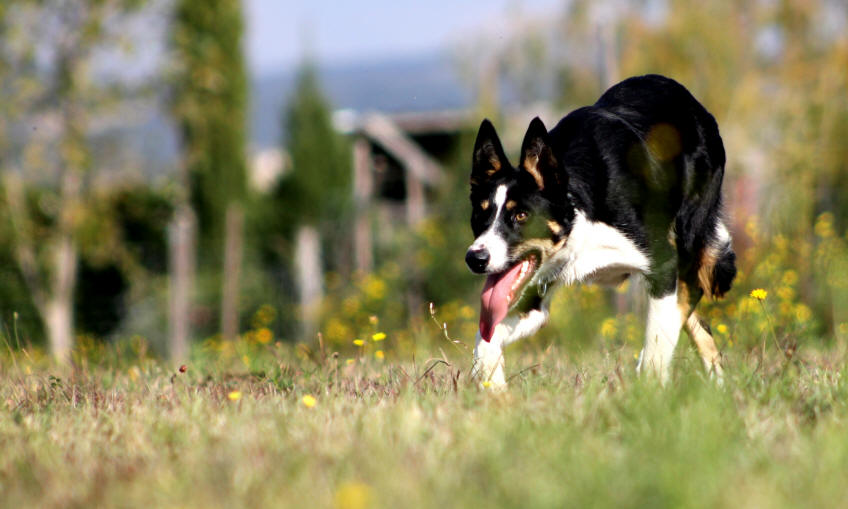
[696,222,736,299]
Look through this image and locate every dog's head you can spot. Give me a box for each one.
[467,117,574,341]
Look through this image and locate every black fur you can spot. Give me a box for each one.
[712,247,737,298]
[470,74,736,301]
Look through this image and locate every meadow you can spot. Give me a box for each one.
[3,2,848,508]
[3,322,848,509]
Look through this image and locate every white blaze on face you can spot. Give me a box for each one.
[470,184,510,272]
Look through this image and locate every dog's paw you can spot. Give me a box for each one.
[708,362,725,386]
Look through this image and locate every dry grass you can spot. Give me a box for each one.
[2,339,848,509]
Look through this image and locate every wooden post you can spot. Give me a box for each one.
[353,136,373,273]
[295,225,323,340]
[405,164,426,226]
[220,203,244,342]
[169,204,196,360]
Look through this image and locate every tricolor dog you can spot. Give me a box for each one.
[467,74,736,387]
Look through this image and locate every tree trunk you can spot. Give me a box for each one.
[168,204,196,360]
[46,233,77,364]
[45,297,73,365]
[220,203,244,342]
[295,225,323,340]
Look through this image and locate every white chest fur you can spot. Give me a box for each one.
[540,210,650,286]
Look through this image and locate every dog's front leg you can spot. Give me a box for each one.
[471,308,548,389]
[636,291,683,384]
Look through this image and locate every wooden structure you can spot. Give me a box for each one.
[340,111,463,273]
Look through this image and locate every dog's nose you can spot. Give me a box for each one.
[465,247,490,274]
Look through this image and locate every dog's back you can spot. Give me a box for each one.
[550,74,735,300]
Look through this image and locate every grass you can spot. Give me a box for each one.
[2,339,848,509]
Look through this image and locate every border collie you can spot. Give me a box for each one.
[467,74,736,387]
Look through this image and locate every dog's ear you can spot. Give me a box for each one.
[471,119,509,187]
[519,117,558,191]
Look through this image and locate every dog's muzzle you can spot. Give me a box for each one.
[465,246,490,274]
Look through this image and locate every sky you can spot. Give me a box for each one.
[244,0,563,74]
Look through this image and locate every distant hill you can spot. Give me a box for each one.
[250,51,472,150]
[60,51,474,180]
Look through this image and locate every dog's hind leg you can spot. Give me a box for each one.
[677,279,724,382]
[684,312,723,382]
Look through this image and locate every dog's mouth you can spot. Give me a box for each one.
[479,253,539,342]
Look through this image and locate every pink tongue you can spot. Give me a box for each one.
[479,262,524,342]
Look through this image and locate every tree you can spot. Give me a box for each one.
[171,0,248,346]
[0,0,146,362]
[272,62,352,339]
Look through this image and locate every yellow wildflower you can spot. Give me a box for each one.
[255,327,273,344]
[371,332,386,341]
[227,391,242,401]
[716,323,728,335]
[481,381,493,388]
[302,395,317,408]
[334,481,371,509]
[353,339,364,346]
[776,286,795,301]
[750,288,768,301]
[346,358,355,366]
[794,304,812,322]
[374,350,384,360]
[782,270,798,286]
[815,212,835,238]
[600,318,617,338]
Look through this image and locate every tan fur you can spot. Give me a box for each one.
[511,237,563,264]
[678,280,723,377]
[480,199,490,211]
[677,280,692,322]
[698,246,720,298]
[505,200,517,211]
[547,220,563,235]
[522,156,545,190]
[685,312,723,376]
[486,157,501,176]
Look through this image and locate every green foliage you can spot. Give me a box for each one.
[247,62,353,338]
[0,184,175,342]
[278,62,352,235]
[171,0,248,249]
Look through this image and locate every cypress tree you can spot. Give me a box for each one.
[171,0,248,341]
[171,0,247,254]
[278,62,351,240]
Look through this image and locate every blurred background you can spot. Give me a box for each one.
[1,0,847,363]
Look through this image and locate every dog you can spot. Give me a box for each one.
[466,74,736,387]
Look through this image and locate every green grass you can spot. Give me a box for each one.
[2,342,848,509]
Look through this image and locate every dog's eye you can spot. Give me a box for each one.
[515,211,529,222]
